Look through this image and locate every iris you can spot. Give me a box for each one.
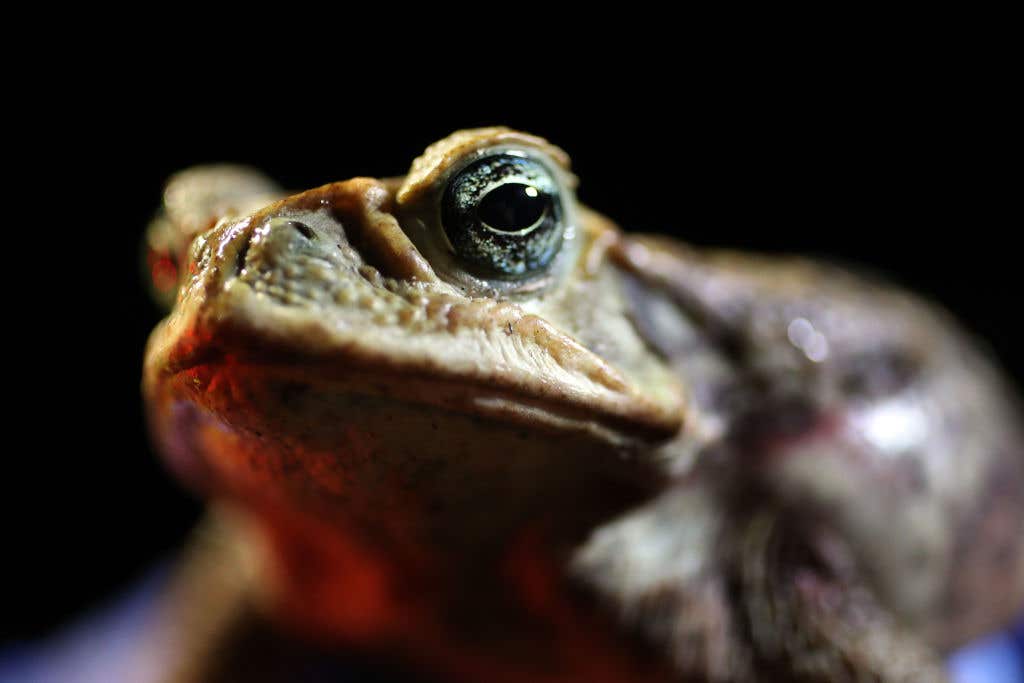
[441,154,564,278]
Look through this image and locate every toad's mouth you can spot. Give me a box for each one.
[157,358,671,448]
[158,354,676,449]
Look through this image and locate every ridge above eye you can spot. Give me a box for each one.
[440,153,565,278]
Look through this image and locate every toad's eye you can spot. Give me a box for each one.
[441,154,564,278]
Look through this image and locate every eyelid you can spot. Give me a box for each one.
[396,128,576,209]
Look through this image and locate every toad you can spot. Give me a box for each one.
[143,128,1024,682]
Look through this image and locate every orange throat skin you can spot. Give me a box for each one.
[146,362,677,683]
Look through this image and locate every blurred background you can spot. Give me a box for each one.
[5,39,1019,679]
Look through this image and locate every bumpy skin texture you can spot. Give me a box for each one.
[144,128,1024,682]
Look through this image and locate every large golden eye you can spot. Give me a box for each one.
[440,153,564,278]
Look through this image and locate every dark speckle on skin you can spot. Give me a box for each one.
[900,456,930,495]
[235,234,252,275]
[839,349,921,399]
[278,382,309,407]
[732,396,822,451]
[288,221,316,240]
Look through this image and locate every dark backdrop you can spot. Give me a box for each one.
[5,60,1018,646]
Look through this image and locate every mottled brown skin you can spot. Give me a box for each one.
[144,128,1024,682]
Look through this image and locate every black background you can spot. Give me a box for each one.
[5,46,1018,648]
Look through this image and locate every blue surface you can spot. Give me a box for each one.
[0,568,172,683]
[2,569,1023,682]
[949,630,1024,683]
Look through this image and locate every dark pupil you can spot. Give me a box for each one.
[476,183,548,232]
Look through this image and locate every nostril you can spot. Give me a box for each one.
[288,220,316,240]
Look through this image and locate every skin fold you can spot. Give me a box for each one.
[143,128,1024,682]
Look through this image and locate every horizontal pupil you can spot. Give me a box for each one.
[476,183,547,232]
